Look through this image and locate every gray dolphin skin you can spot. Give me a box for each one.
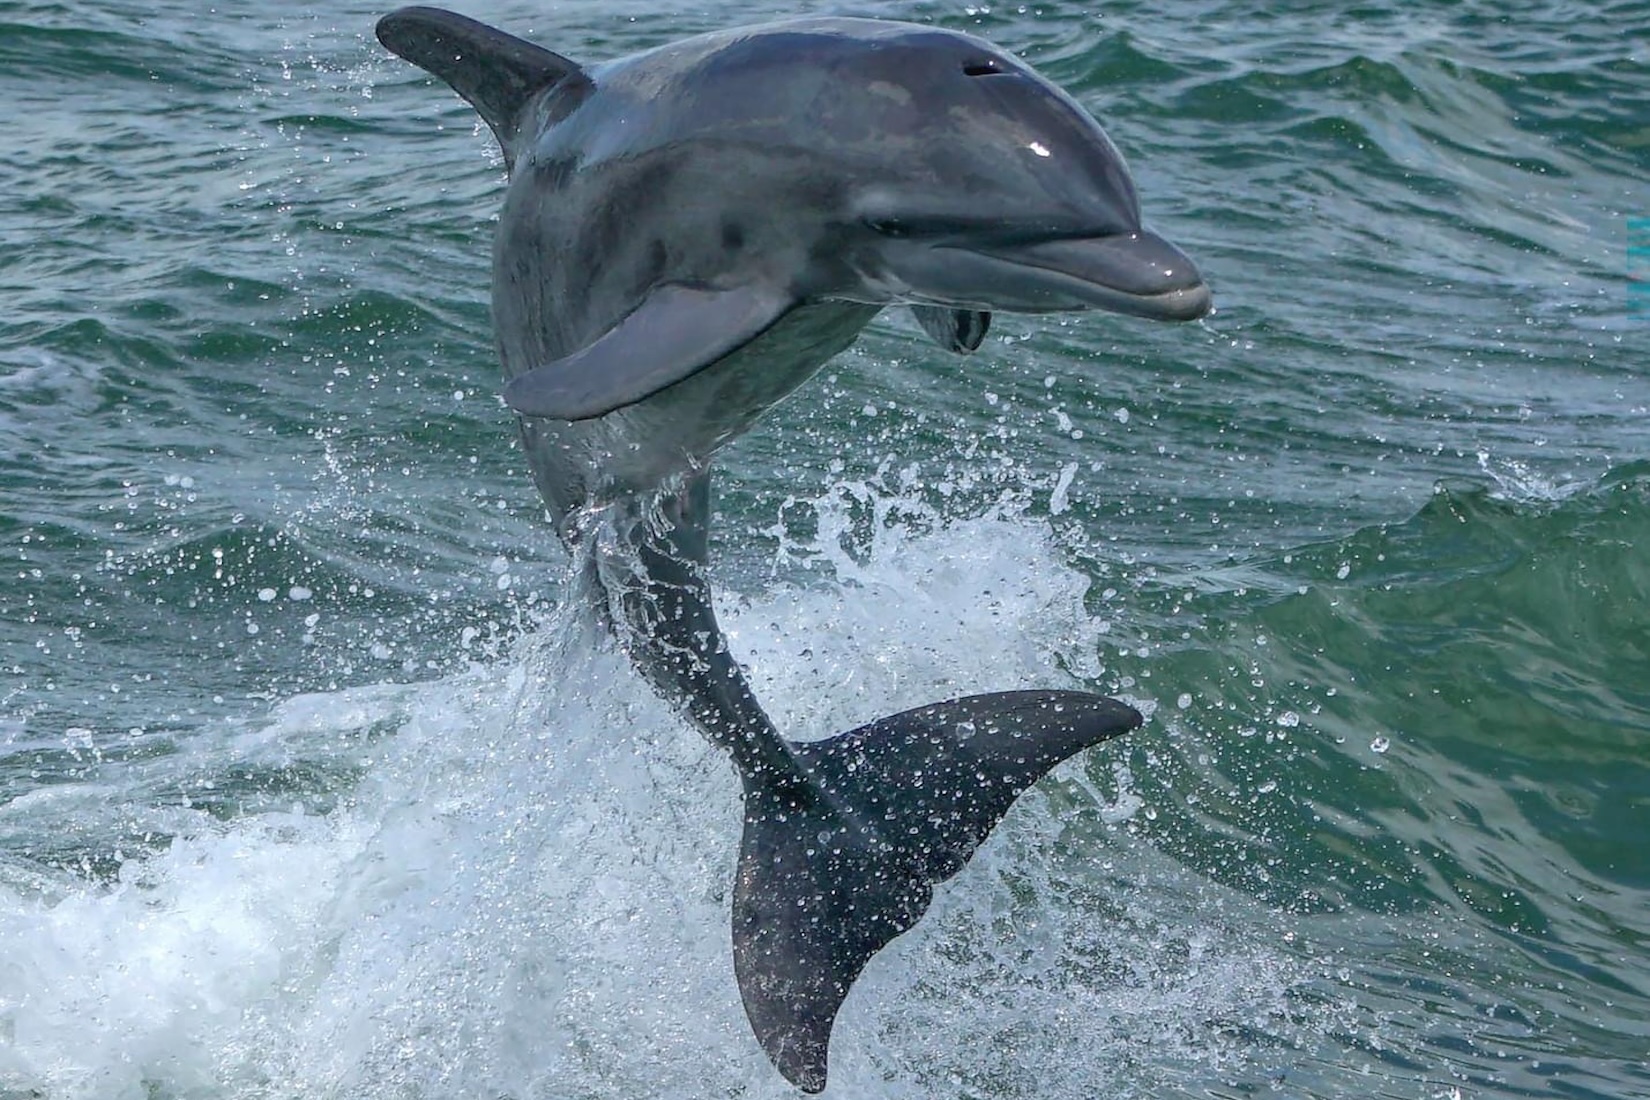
[375,7,1209,1090]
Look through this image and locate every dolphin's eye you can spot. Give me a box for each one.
[962,59,1004,76]
[865,217,910,238]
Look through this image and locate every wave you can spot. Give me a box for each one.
[0,500,1313,1099]
[7,468,1645,1097]
[1097,467,1650,1094]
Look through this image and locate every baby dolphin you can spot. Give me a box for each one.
[375,7,1209,1090]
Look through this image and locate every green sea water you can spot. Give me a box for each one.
[1,1,1647,1097]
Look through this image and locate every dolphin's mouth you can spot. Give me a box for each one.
[918,227,1211,321]
[979,229,1212,321]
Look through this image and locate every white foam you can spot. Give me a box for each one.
[0,500,1299,1099]
[1473,448,1591,504]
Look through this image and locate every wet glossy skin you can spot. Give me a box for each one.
[378,10,1200,1090]
[493,17,1208,514]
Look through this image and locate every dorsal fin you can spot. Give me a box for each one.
[375,6,587,166]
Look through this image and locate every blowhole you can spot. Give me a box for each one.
[962,59,1004,76]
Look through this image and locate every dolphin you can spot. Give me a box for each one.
[375,7,1209,1090]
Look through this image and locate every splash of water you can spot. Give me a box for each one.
[0,491,1304,1100]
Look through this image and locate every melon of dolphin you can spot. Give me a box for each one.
[375,7,1210,1090]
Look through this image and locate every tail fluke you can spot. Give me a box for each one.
[731,689,1140,1091]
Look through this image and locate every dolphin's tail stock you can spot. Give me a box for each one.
[602,486,1139,1088]
[733,689,1140,1092]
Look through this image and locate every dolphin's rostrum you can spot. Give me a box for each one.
[375,7,1209,1090]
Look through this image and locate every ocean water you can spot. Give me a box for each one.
[1,0,1647,1097]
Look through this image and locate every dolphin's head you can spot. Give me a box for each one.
[792,22,1210,322]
